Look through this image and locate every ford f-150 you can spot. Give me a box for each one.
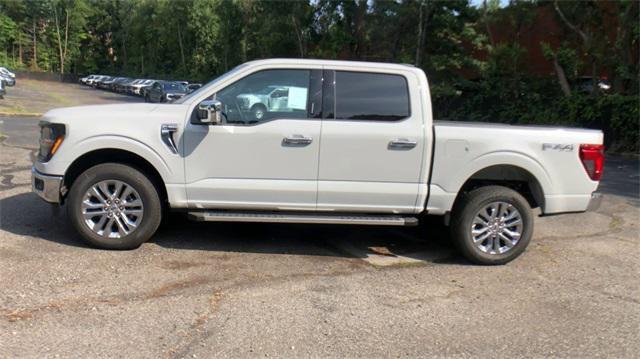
[32,59,604,264]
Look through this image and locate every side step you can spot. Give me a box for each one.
[188,211,419,226]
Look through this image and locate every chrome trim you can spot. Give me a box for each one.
[586,192,603,211]
[31,167,63,204]
[160,124,179,154]
[189,211,417,226]
[388,138,417,150]
[282,135,313,146]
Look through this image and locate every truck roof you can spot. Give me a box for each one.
[243,58,422,73]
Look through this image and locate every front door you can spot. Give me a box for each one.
[184,69,322,210]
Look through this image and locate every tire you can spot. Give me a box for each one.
[66,163,162,250]
[449,185,533,265]
[250,104,267,121]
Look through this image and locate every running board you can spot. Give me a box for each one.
[188,211,419,226]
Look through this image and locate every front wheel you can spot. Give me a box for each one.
[66,163,162,249]
[250,104,267,121]
[449,186,533,265]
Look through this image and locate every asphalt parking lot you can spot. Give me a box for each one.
[1,80,639,358]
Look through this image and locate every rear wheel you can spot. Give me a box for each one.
[450,186,533,265]
[67,163,162,249]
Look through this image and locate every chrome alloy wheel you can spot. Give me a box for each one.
[80,180,144,239]
[471,201,523,255]
[254,107,265,120]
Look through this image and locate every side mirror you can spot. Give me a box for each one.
[196,99,223,125]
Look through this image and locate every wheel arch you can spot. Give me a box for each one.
[455,164,545,210]
[62,148,168,206]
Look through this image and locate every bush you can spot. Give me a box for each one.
[434,77,639,153]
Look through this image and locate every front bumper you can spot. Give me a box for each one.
[586,192,603,211]
[32,167,63,204]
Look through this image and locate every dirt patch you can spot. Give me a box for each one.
[0,79,142,115]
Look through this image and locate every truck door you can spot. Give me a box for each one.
[317,69,425,213]
[183,69,323,210]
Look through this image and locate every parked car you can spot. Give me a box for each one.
[577,76,611,93]
[80,74,98,85]
[111,77,132,92]
[98,76,125,90]
[31,59,604,265]
[236,85,306,121]
[0,66,15,79]
[1,73,16,87]
[130,79,155,96]
[92,75,112,88]
[86,75,106,87]
[144,81,187,103]
[186,83,202,93]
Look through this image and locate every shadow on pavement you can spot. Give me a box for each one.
[0,192,456,262]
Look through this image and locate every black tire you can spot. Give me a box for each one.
[449,185,533,265]
[66,163,162,250]
[250,104,267,121]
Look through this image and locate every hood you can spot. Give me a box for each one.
[45,103,159,121]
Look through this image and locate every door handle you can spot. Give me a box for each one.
[283,135,313,146]
[388,138,417,150]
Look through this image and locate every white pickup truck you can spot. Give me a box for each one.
[32,59,604,264]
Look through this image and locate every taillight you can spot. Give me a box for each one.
[579,144,604,181]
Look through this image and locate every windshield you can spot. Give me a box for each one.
[163,82,186,92]
[174,63,248,104]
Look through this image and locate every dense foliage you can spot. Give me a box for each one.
[0,0,638,151]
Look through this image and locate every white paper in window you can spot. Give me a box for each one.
[287,86,308,110]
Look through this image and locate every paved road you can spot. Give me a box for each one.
[1,108,639,357]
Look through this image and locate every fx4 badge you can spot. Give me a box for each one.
[542,143,574,152]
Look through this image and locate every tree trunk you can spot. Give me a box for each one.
[32,19,38,70]
[552,53,571,97]
[415,1,432,67]
[177,23,186,71]
[53,6,68,74]
[18,33,22,65]
[291,14,304,58]
[353,0,367,59]
[483,0,495,47]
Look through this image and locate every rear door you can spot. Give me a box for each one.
[317,69,425,213]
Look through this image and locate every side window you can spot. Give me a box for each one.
[334,71,410,121]
[215,69,310,124]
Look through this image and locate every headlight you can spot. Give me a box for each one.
[38,122,65,162]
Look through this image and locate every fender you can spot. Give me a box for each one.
[36,134,176,184]
[74,135,174,180]
[427,150,552,215]
[454,150,553,196]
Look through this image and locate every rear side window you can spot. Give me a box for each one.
[334,71,410,121]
